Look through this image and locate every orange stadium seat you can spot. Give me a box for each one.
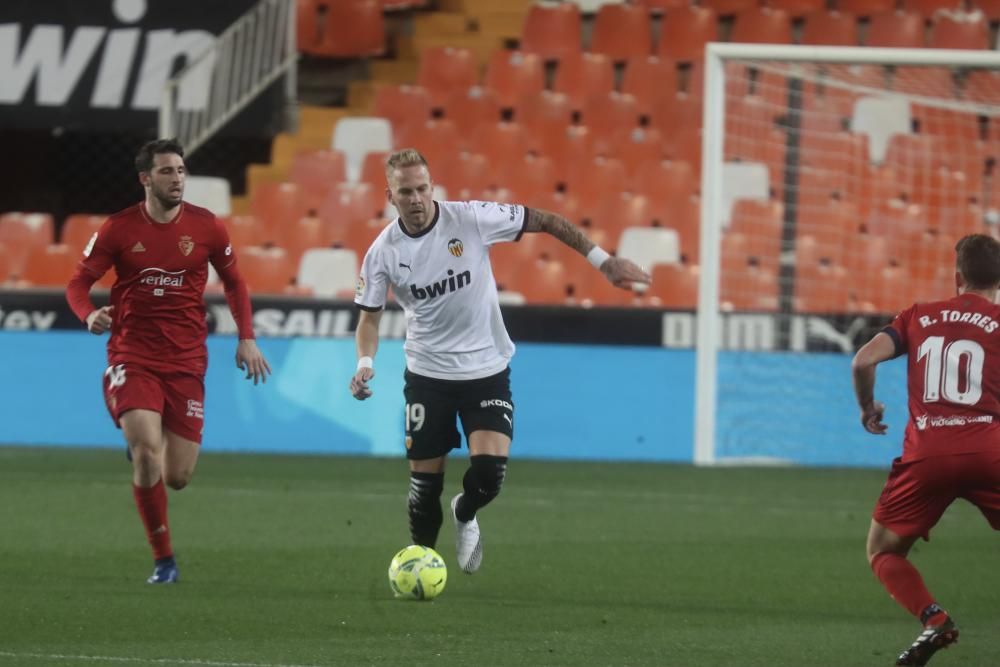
[391,119,460,168]
[610,127,667,178]
[484,51,545,109]
[636,159,698,202]
[470,121,532,181]
[297,0,322,52]
[902,0,964,14]
[0,243,9,284]
[553,52,615,110]
[722,264,779,312]
[962,69,1000,104]
[541,126,595,184]
[515,91,575,154]
[433,151,492,199]
[565,156,628,212]
[658,7,718,62]
[305,0,385,58]
[656,195,700,263]
[520,3,582,61]
[284,215,338,267]
[373,84,432,138]
[930,14,989,50]
[633,0,688,12]
[800,11,858,46]
[575,268,638,307]
[729,200,783,270]
[731,8,793,44]
[220,215,267,250]
[0,212,55,278]
[647,263,698,309]
[767,0,825,16]
[60,214,105,256]
[892,67,955,98]
[622,56,679,117]
[502,153,559,201]
[589,4,653,61]
[837,0,895,15]
[239,246,295,294]
[525,191,581,224]
[337,217,388,258]
[417,47,478,108]
[20,244,76,287]
[971,0,1000,19]
[250,182,310,239]
[359,151,390,192]
[581,92,643,157]
[701,0,756,14]
[794,260,852,313]
[441,87,504,141]
[651,91,702,133]
[867,11,925,48]
[289,149,347,212]
[511,259,571,305]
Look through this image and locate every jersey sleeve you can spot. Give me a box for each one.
[883,305,916,358]
[470,201,528,245]
[354,243,389,311]
[208,216,236,271]
[77,218,117,278]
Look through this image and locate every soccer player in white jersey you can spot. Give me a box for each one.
[350,148,650,574]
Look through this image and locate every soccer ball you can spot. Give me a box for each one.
[387,545,447,601]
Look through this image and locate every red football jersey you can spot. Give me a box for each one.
[888,293,1000,461]
[77,202,235,375]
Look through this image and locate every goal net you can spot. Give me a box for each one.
[695,45,1000,466]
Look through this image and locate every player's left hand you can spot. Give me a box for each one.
[600,257,652,291]
[860,401,887,435]
[236,339,271,385]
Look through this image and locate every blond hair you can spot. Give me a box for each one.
[385,148,429,181]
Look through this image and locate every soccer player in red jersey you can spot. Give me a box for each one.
[65,139,271,584]
[852,234,1000,665]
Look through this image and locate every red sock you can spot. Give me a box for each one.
[132,479,172,561]
[871,552,937,621]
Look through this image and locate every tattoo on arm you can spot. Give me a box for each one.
[524,208,595,257]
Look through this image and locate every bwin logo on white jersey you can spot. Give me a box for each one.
[410,269,472,300]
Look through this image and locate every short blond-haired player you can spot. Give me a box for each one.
[350,149,650,573]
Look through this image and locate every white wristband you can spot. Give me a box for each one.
[357,356,373,372]
[587,246,611,270]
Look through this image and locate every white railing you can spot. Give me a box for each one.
[159,0,298,154]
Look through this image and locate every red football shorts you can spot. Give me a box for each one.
[103,363,205,444]
[873,451,1000,540]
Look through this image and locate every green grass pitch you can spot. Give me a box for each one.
[0,447,997,667]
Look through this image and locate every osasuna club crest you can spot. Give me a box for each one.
[447,238,463,257]
[178,235,194,256]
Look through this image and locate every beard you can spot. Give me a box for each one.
[152,185,182,209]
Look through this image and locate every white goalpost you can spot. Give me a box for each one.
[695,44,1000,466]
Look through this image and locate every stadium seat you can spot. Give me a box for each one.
[930,13,989,50]
[0,212,55,277]
[892,67,955,98]
[418,47,478,109]
[794,259,851,313]
[432,151,492,200]
[553,52,616,109]
[297,0,322,52]
[962,69,1000,104]
[239,246,295,294]
[332,117,393,183]
[850,96,912,164]
[441,87,504,142]
[837,0,895,16]
[283,215,337,267]
[729,200,783,270]
[541,126,596,185]
[800,11,858,46]
[636,159,698,203]
[515,91,575,154]
[392,119,460,172]
[589,3,653,61]
[250,182,310,239]
[470,122,532,183]
[0,243,9,284]
[610,127,667,178]
[523,191,582,225]
[580,92,643,157]
[520,3,583,61]
[616,227,680,272]
[911,105,980,142]
[721,264,779,312]
[647,263,698,308]
[358,151,390,192]
[574,267,639,307]
[338,217,389,258]
[306,0,386,58]
[662,122,703,172]
[701,0,756,14]
[372,84,432,139]
[184,176,231,216]
[560,156,625,212]
[721,163,770,227]
[501,153,559,201]
[592,194,660,238]
[60,214,105,256]
[296,248,359,298]
[971,0,1000,19]
[20,244,77,287]
[221,215,267,250]
[657,7,718,62]
[866,11,925,48]
[902,0,964,14]
[317,183,381,231]
[632,0,688,12]
[766,0,825,16]
[484,51,545,109]
[622,56,679,117]
[731,8,793,44]
[289,150,348,212]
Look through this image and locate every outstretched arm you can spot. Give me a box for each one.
[851,332,897,434]
[351,308,382,400]
[523,208,651,289]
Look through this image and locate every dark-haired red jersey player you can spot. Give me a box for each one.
[66,139,270,584]
[852,233,1000,665]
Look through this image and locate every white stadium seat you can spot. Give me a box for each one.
[332,117,393,183]
[616,227,680,272]
[184,176,231,216]
[297,248,359,298]
[850,96,911,164]
[721,162,770,227]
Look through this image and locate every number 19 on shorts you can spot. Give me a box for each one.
[406,402,426,433]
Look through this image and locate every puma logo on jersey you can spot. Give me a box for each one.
[132,241,146,253]
[399,262,411,271]
[410,269,471,300]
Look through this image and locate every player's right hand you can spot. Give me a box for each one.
[350,368,375,400]
[86,305,114,335]
[861,400,887,435]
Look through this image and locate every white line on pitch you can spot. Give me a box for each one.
[0,651,328,667]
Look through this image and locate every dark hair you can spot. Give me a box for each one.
[135,138,184,174]
[956,234,1000,289]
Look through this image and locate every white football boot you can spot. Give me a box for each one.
[450,493,483,574]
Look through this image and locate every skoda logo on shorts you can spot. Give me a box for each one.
[447,238,463,257]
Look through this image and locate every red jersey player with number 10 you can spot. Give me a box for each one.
[852,234,1000,666]
[65,139,271,585]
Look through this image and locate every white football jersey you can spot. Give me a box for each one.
[355,200,527,380]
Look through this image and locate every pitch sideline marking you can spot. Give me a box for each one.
[0,651,327,667]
